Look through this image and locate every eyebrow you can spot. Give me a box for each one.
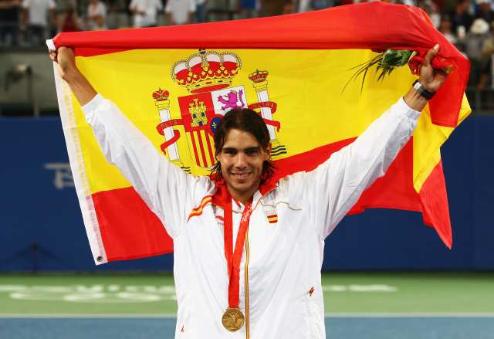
[222,146,261,152]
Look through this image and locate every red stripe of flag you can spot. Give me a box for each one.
[189,131,201,167]
[205,129,215,166]
[197,130,208,167]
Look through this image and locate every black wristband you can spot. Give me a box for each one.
[412,80,435,100]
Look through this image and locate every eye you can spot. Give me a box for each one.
[222,148,237,156]
[245,148,260,156]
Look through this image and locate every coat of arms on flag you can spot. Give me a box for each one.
[152,49,287,173]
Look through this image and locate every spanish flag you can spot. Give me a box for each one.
[50,2,470,264]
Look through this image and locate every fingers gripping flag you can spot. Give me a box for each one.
[50,2,470,264]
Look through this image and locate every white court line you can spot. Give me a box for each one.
[326,313,494,318]
[0,314,177,319]
[1,313,494,319]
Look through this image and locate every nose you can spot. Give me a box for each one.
[233,152,248,169]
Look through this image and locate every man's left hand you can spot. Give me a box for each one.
[419,44,448,93]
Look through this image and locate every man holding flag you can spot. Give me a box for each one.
[50,41,446,338]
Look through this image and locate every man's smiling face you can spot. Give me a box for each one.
[216,128,270,203]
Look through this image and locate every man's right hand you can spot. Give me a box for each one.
[49,46,97,106]
[50,47,79,82]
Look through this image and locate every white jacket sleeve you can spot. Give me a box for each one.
[299,98,420,239]
[82,94,211,238]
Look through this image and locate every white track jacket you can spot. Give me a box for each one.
[83,95,420,339]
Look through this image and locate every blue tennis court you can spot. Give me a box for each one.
[2,316,494,339]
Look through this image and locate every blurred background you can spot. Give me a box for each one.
[0,1,493,338]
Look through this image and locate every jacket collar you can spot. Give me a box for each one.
[210,169,280,209]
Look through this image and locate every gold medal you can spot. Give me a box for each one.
[222,308,245,331]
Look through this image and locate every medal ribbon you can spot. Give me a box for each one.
[224,198,253,309]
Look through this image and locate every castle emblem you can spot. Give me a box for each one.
[152,50,287,173]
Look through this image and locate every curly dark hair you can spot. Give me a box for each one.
[211,108,274,181]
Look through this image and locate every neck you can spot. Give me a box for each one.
[227,186,258,205]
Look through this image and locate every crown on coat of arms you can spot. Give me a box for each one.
[171,49,241,94]
[248,69,269,83]
[152,88,170,101]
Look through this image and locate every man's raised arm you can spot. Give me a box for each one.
[298,44,448,238]
[50,47,211,238]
